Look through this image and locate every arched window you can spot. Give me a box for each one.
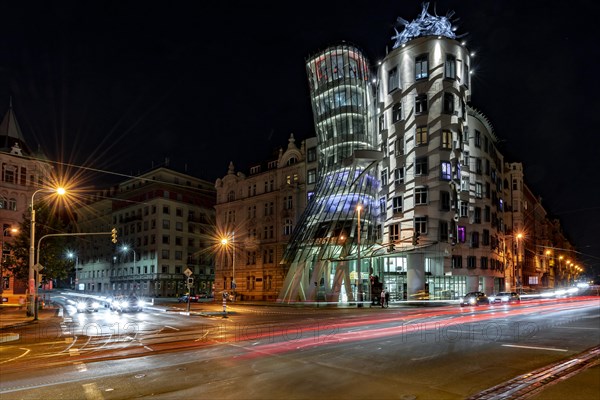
[227,191,235,202]
[286,157,297,166]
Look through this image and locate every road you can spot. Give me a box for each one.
[0,294,598,399]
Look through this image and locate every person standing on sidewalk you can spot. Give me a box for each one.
[384,288,390,308]
[380,288,386,308]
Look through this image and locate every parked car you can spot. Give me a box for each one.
[489,291,520,304]
[76,299,100,313]
[459,292,489,306]
[110,296,144,312]
[177,294,200,303]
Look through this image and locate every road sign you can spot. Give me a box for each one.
[184,268,193,277]
[33,263,44,272]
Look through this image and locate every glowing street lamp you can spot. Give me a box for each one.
[356,204,363,307]
[29,187,66,319]
[67,251,79,291]
[220,232,236,297]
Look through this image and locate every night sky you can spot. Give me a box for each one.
[1,1,599,275]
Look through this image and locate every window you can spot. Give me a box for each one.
[392,103,402,123]
[379,114,387,131]
[475,130,481,147]
[415,94,428,114]
[415,54,428,80]
[416,126,428,145]
[388,67,399,92]
[441,130,452,149]
[175,251,183,260]
[452,255,463,268]
[307,147,317,162]
[162,219,170,229]
[445,54,456,79]
[439,221,449,241]
[440,191,450,211]
[440,161,451,181]
[415,187,428,205]
[467,256,477,269]
[163,206,170,214]
[482,229,490,246]
[471,232,479,248]
[392,196,403,214]
[484,206,491,222]
[457,226,466,243]
[459,201,468,218]
[476,182,483,198]
[381,168,388,187]
[461,176,469,192]
[264,202,274,216]
[475,158,482,174]
[175,221,183,231]
[415,157,428,175]
[480,257,488,269]
[389,223,400,242]
[396,137,404,155]
[284,195,293,210]
[284,219,293,235]
[415,216,428,234]
[161,250,170,259]
[162,235,170,244]
[307,169,316,184]
[176,208,183,217]
[474,207,481,224]
[443,93,454,114]
[394,167,404,184]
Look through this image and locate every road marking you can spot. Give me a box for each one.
[82,383,104,400]
[502,344,568,352]
[0,348,30,364]
[164,325,180,331]
[554,326,598,330]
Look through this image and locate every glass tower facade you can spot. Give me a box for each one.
[278,44,380,303]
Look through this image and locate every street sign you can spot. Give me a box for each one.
[184,268,193,277]
[33,263,44,272]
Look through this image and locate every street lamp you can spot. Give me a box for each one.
[122,245,136,293]
[1,227,18,296]
[29,187,66,319]
[220,232,235,298]
[67,252,79,291]
[356,204,363,307]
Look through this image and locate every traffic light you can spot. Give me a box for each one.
[187,277,194,285]
[111,228,117,243]
[412,231,420,245]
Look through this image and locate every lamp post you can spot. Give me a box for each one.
[28,187,65,319]
[356,204,363,307]
[122,245,136,293]
[220,232,235,299]
[67,252,79,291]
[1,227,18,296]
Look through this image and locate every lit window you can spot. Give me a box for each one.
[415,54,428,80]
[441,130,452,149]
[416,126,428,145]
[440,161,451,181]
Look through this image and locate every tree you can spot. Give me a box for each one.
[6,203,74,285]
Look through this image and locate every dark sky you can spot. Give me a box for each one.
[1,1,599,275]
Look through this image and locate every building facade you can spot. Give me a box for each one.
[0,102,54,303]
[214,134,316,301]
[75,167,216,298]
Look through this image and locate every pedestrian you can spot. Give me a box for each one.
[385,288,390,308]
[380,288,386,308]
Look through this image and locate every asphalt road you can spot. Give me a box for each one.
[1,295,598,399]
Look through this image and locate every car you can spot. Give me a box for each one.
[459,291,489,306]
[75,299,100,313]
[177,294,200,303]
[110,296,144,312]
[489,291,520,304]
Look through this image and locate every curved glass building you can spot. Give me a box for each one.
[278,43,381,303]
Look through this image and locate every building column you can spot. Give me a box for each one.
[466,275,479,293]
[407,253,425,297]
[482,276,495,295]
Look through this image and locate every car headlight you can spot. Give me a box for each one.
[76,302,87,310]
[468,298,476,305]
[489,296,496,302]
[120,301,129,308]
[459,297,464,303]
[501,296,509,302]
[92,302,100,308]
[137,300,144,307]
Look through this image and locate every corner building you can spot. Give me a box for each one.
[371,16,505,298]
[278,6,507,303]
